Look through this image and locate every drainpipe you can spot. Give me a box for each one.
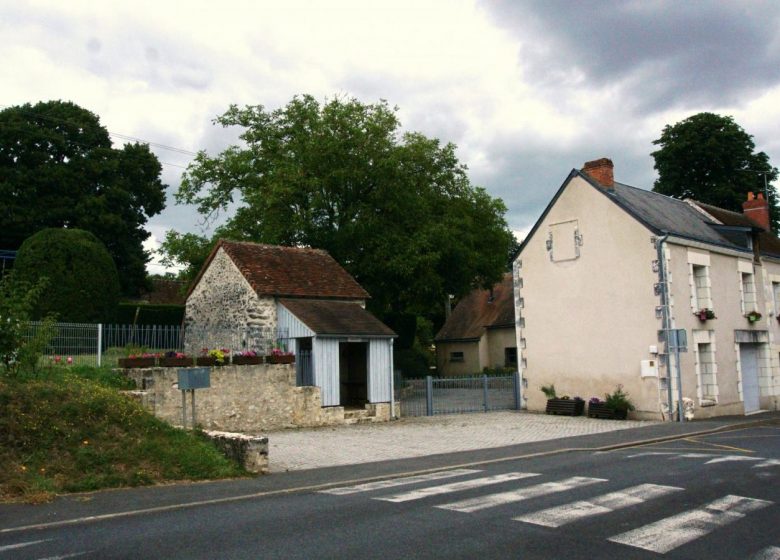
[656,234,675,421]
[389,338,396,420]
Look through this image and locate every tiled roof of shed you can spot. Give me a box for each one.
[193,240,370,300]
[279,299,395,337]
[434,273,515,342]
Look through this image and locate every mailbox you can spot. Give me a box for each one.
[178,367,211,390]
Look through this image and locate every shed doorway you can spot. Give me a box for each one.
[339,342,368,407]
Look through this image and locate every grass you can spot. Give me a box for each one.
[0,365,246,503]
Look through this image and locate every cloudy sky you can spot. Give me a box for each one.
[4,0,780,273]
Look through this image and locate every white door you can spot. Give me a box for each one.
[739,343,761,413]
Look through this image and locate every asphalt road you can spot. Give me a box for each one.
[2,423,779,559]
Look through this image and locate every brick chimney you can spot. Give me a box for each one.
[742,191,770,231]
[582,158,614,189]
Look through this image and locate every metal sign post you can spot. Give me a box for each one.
[178,367,211,429]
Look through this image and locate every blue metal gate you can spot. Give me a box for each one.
[396,373,521,417]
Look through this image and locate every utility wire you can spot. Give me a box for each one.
[0,103,199,157]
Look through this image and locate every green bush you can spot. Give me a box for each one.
[13,228,120,323]
[115,303,185,325]
[0,275,50,375]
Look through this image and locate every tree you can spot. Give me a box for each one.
[159,231,214,282]
[173,95,514,319]
[12,228,120,322]
[0,100,167,296]
[652,112,779,229]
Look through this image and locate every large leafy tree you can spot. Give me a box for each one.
[0,100,167,296]
[173,95,514,319]
[652,112,779,229]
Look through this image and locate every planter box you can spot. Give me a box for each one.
[196,356,222,367]
[545,398,584,416]
[159,357,195,367]
[118,357,156,368]
[267,354,295,364]
[587,403,628,420]
[231,355,264,366]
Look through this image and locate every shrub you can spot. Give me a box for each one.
[540,384,557,399]
[0,275,51,375]
[604,385,635,412]
[115,303,185,326]
[13,228,120,323]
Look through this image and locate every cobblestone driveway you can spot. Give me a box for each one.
[266,411,655,472]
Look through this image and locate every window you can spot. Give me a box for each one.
[504,347,518,368]
[691,264,712,310]
[547,220,581,262]
[695,342,718,403]
[741,272,757,313]
[449,351,464,362]
[773,282,780,316]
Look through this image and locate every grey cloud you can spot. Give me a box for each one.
[481,0,780,111]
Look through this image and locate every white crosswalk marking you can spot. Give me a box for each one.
[705,455,763,465]
[375,472,539,503]
[436,476,607,514]
[750,546,780,560]
[0,539,49,552]
[320,468,482,495]
[513,483,683,527]
[754,459,780,468]
[608,494,773,554]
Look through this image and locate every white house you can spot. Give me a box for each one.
[185,240,396,410]
[514,158,780,420]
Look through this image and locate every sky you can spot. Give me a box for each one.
[4,0,780,274]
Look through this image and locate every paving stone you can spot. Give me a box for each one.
[263,411,656,472]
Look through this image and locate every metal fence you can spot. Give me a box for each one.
[396,373,521,417]
[22,321,289,367]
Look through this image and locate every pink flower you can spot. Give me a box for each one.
[66,356,73,364]
[54,356,61,363]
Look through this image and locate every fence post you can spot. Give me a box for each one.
[513,371,522,410]
[483,374,489,412]
[97,323,103,367]
[426,375,433,417]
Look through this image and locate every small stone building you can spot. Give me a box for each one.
[185,240,396,410]
[435,273,517,376]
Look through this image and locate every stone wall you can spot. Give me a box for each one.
[123,363,347,432]
[204,431,269,474]
[185,248,277,350]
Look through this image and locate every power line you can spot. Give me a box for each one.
[0,103,199,157]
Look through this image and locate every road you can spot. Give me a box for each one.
[1,423,779,559]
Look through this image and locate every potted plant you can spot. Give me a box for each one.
[588,385,635,420]
[118,352,158,368]
[232,349,264,365]
[159,351,194,367]
[745,310,762,323]
[267,346,294,364]
[695,308,716,322]
[542,384,584,416]
[196,348,229,366]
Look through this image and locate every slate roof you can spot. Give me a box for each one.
[279,299,396,337]
[520,169,780,259]
[190,240,370,300]
[435,273,515,342]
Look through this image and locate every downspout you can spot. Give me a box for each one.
[389,338,396,420]
[656,233,682,421]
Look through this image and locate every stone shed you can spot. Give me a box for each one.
[185,240,397,414]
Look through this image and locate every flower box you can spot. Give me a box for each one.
[232,355,264,366]
[159,357,195,367]
[588,402,627,420]
[545,398,584,416]
[118,357,156,368]
[196,356,218,367]
[267,354,294,364]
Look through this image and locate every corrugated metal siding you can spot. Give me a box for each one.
[315,338,340,406]
[277,303,315,338]
[368,339,392,402]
